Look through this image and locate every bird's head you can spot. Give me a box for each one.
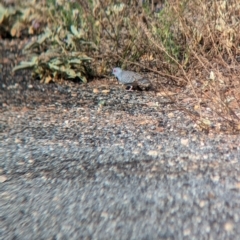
[112,67,122,78]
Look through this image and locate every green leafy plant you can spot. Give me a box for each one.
[13,0,97,83]
[13,26,93,83]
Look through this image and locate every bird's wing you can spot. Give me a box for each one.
[121,71,142,84]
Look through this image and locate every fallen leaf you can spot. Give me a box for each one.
[102,89,110,94]
[93,88,99,93]
[44,76,52,84]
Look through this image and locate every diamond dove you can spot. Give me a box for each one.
[112,67,152,91]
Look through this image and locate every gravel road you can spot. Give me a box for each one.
[1,39,240,240]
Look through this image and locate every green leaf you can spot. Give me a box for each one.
[37,28,52,44]
[12,61,36,72]
[80,76,87,83]
[65,68,77,78]
[70,25,83,38]
[50,58,63,65]
[0,4,6,23]
[68,58,82,64]
[48,63,61,71]
[12,57,38,72]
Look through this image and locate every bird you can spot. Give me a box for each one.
[112,67,152,91]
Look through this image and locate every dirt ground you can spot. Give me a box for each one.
[1,39,240,239]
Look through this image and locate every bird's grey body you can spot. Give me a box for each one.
[112,67,152,91]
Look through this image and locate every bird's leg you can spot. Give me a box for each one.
[126,85,134,91]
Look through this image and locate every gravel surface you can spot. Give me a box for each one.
[1,39,240,240]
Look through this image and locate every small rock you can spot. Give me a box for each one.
[0,175,7,183]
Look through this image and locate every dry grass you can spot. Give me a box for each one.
[170,0,240,132]
[79,0,240,132]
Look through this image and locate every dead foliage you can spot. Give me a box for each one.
[162,0,240,132]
